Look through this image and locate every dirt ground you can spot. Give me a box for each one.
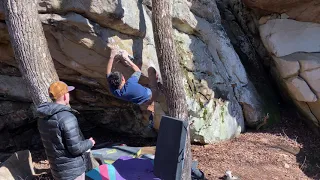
[193,107,320,180]
[27,107,320,179]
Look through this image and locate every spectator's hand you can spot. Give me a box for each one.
[89,137,95,146]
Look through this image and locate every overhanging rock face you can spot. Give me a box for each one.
[0,0,277,148]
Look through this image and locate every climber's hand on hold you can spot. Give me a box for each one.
[120,50,128,59]
[106,45,120,75]
[119,50,132,66]
[110,47,120,59]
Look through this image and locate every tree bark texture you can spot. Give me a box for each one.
[152,0,192,179]
[3,0,59,106]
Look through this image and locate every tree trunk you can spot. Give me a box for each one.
[3,0,59,106]
[152,0,192,179]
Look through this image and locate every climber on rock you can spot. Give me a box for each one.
[106,47,159,137]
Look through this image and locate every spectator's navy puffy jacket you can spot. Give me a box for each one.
[37,102,93,180]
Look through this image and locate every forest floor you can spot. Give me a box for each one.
[24,106,320,179]
[193,107,320,180]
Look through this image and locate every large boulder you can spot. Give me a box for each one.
[0,0,273,147]
[260,18,320,133]
[39,12,158,86]
[0,150,35,180]
[216,0,281,127]
[260,19,320,57]
[272,56,300,78]
[0,75,31,102]
[171,0,268,129]
[38,0,144,37]
[242,0,320,24]
[285,77,317,102]
[173,29,244,143]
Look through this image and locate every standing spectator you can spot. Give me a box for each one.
[37,81,96,180]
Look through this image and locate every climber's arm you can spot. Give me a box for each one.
[120,50,141,72]
[106,48,119,75]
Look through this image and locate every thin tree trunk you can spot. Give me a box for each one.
[152,0,192,179]
[3,0,59,106]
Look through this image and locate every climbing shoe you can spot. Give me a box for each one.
[141,119,157,138]
[141,126,157,138]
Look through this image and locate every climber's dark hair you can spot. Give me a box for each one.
[107,71,123,89]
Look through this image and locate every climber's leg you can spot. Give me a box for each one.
[147,67,160,101]
[148,111,154,129]
[140,66,162,138]
[140,89,157,137]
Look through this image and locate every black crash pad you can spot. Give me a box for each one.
[154,115,188,180]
